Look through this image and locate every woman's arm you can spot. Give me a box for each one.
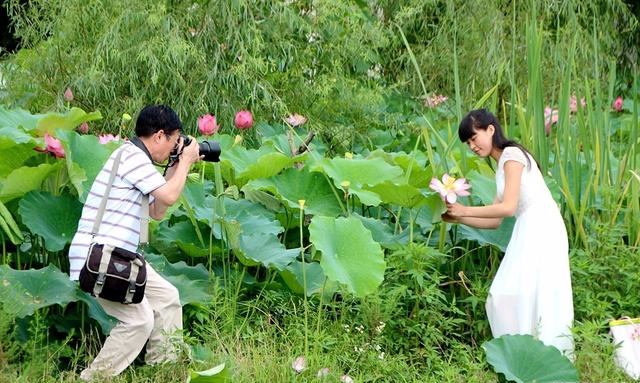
[446,160,524,219]
[442,199,503,229]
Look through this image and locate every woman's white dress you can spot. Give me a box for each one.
[488,146,574,355]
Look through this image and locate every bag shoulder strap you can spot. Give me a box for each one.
[92,149,125,236]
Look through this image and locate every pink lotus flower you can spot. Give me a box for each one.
[568,95,586,113]
[63,87,73,102]
[613,96,623,112]
[98,134,121,144]
[285,113,307,127]
[543,107,558,135]
[291,356,306,374]
[38,133,65,158]
[234,110,253,130]
[198,114,219,136]
[78,122,89,134]
[429,174,470,204]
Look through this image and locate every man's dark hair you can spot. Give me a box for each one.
[135,105,183,138]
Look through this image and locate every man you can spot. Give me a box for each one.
[68,104,201,380]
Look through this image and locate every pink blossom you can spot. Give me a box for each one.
[285,113,307,127]
[291,356,306,374]
[424,94,448,108]
[568,95,586,113]
[543,107,559,135]
[340,375,354,383]
[39,133,65,158]
[613,96,623,112]
[198,114,219,136]
[429,173,471,204]
[78,122,89,134]
[98,134,121,144]
[234,110,253,130]
[63,87,73,102]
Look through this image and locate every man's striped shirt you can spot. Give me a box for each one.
[68,142,166,280]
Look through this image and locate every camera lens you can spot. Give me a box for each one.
[198,140,221,162]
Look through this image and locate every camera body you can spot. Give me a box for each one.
[171,134,221,163]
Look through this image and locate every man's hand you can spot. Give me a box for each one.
[180,136,202,165]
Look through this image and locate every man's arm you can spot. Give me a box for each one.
[149,139,200,220]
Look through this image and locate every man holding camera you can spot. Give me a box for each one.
[68,104,201,380]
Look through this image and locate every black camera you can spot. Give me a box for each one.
[171,134,221,163]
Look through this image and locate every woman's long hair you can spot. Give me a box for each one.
[458,109,537,169]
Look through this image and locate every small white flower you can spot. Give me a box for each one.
[354,346,364,353]
[317,367,330,377]
[291,356,306,373]
[375,321,386,334]
[307,32,320,43]
[340,375,354,383]
[355,324,364,333]
[378,352,385,360]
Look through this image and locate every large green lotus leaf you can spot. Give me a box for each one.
[309,216,386,297]
[154,221,210,257]
[466,170,496,205]
[0,126,35,146]
[354,214,409,250]
[236,233,299,270]
[311,157,403,206]
[245,167,342,216]
[140,252,212,306]
[457,217,515,251]
[187,362,231,383]
[180,181,219,228]
[221,144,303,185]
[483,334,579,383]
[0,142,37,178]
[241,187,282,212]
[389,152,432,188]
[223,199,283,237]
[0,106,41,131]
[75,290,117,335]
[279,261,328,296]
[35,107,102,136]
[0,265,78,317]
[57,130,118,202]
[366,181,427,208]
[414,194,446,232]
[18,190,82,252]
[144,252,209,282]
[0,162,62,202]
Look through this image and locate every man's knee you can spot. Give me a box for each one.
[128,307,155,337]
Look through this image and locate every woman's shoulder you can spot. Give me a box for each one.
[500,146,529,167]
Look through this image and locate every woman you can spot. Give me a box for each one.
[444,109,574,356]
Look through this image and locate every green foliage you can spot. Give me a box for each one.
[18,191,82,252]
[187,362,231,383]
[483,334,579,383]
[309,216,386,297]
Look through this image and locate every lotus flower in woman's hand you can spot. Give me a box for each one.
[429,173,470,203]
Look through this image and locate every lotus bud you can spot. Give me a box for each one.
[78,122,89,134]
[198,114,219,136]
[234,110,253,130]
[63,87,74,102]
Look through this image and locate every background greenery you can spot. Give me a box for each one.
[0,0,639,382]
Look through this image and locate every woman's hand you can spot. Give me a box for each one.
[441,212,460,223]
[446,202,468,218]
